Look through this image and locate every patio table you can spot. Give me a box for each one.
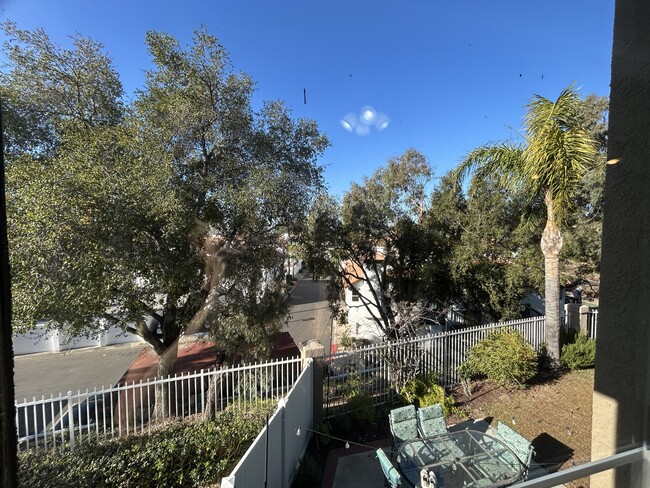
[396,429,524,487]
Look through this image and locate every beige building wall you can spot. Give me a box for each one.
[591,0,650,486]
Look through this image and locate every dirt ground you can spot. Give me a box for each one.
[449,369,595,488]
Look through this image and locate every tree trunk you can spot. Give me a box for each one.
[135,315,180,422]
[541,192,563,362]
[153,341,179,421]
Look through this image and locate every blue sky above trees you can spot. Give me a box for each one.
[1,0,614,195]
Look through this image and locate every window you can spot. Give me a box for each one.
[351,288,360,302]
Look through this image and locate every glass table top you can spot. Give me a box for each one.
[396,429,524,488]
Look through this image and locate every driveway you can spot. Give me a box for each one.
[285,273,333,352]
[14,342,145,401]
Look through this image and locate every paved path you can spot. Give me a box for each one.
[284,273,333,351]
[14,342,145,400]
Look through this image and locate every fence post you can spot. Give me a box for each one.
[67,391,75,450]
[300,341,324,425]
[579,305,590,336]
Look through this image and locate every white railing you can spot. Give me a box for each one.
[518,445,648,487]
[15,356,304,454]
[221,359,313,488]
[322,316,545,417]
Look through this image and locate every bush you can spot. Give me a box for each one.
[18,402,275,488]
[339,332,371,349]
[458,329,538,389]
[400,375,460,417]
[561,332,596,370]
[347,389,375,424]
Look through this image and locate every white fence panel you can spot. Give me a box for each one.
[16,356,304,454]
[222,359,313,488]
[588,308,598,339]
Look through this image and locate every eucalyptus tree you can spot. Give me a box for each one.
[304,149,438,339]
[453,85,597,361]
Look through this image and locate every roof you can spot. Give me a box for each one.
[342,252,385,288]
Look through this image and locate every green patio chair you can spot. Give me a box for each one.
[376,448,402,487]
[496,421,535,480]
[417,403,448,437]
[389,404,418,452]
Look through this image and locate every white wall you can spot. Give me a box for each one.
[13,322,144,356]
[345,267,385,343]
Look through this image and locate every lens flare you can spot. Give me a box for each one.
[360,105,377,124]
[339,106,390,135]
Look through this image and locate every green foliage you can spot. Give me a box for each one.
[18,404,275,488]
[561,332,596,370]
[458,330,538,389]
[347,389,375,424]
[339,332,370,349]
[339,332,355,349]
[3,22,328,364]
[400,375,459,416]
[453,85,600,361]
[444,174,544,322]
[301,149,440,337]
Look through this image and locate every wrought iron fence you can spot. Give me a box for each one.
[15,356,303,454]
[322,316,546,418]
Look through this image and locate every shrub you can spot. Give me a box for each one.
[339,332,371,349]
[458,329,538,389]
[400,375,460,417]
[347,389,375,424]
[18,402,276,488]
[339,331,354,348]
[561,332,596,370]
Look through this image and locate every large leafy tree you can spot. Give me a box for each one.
[4,24,328,378]
[304,148,438,338]
[453,85,597,361]
[134,30,328,364]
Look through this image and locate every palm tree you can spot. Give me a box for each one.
[454,85,597,362]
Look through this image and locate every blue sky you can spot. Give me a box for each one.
[2,0,615,196]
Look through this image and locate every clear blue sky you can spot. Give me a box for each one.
[1,0,615,196]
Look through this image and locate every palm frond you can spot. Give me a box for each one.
[523,84,597,223]
[453,142,525,191]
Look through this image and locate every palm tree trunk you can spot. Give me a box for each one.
[541,192,563,362]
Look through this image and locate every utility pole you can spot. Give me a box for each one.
[0,96,18,486]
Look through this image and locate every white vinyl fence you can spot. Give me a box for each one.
[16,356,303,454]
[322,316,546,417]
[221,359,313,488]
[587,308,598,338]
